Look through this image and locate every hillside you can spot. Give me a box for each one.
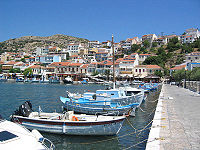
[0,34,89,53]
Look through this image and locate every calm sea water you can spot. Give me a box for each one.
[0,82,160,150]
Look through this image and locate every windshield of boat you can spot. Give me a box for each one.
[0,131,18,143]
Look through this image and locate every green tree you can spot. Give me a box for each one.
[143,40,150,48]
[23,68,33,77]
[166,37,181,52]
[190,68,200,81]
[131,44,140,52]
[9,68,21,73]
[152,42,157,47]
[143,56,163,66]
[21,58,26,63]
[0,65,2,73]
[172,69,185,82]
[66,52,70,60]
[154,70,163,77]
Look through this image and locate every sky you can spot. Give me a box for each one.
[0,0,200,42]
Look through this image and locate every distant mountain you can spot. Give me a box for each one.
[0,34,89,53]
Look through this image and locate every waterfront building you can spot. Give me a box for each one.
[96,60,113,74]
[118,58,136,78]
[134,65,162,78]
[1,61,21,73]
[87,62,99,75]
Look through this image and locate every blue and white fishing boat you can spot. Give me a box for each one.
[60,92,139,116]
[16,77,24,82]
[0,74,7,82]
[49,76,60,84]
[11,101,125,136]
[138,83,159,92]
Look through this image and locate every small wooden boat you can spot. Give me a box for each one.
[11,101,125,135]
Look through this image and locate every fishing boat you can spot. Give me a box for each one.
[11,101,126,135]
[60,92,139,116]
[16,77,24,82]
[0,116,55,150]
[0,74,7,82]
[31,77,40,83]
[138,83,159,92]
[63,76,73,84]
[120,86,146,104]
[49,76,60,83]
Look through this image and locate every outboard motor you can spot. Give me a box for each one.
[18,101,33,117]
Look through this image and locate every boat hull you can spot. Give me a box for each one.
[60,97,136,116]
[12,116,125,135]
[63,80,73,84]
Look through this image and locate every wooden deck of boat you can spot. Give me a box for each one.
[146,84,200,150]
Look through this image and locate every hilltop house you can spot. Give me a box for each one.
[185,52,200,63]
[180,28,200,43]
[142,34,157,43]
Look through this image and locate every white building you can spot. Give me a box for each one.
[67,43,85,56]
[180,28,200,43]
[185,52,200,63]
[142,34,157,43]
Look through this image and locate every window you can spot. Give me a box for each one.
[143,69,145,72]
[0,131,18,142]
[136,69,137,72]
[139,69,141,72]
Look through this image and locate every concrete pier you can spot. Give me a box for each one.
[146,84,200,150]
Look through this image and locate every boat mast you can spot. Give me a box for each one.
[112,34,116,89]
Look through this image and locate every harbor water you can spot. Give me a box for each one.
[0,82,160,150]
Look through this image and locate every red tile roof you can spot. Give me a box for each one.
[29,65,41,69]
[49,62,70,66]
[6,61,18,65]
[68,63,83,66]
[81,64,89,68]
[170,65,186,70]
[146,65,161,69]
[139,54,151,56]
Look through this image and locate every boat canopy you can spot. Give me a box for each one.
[96,89,126,99]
